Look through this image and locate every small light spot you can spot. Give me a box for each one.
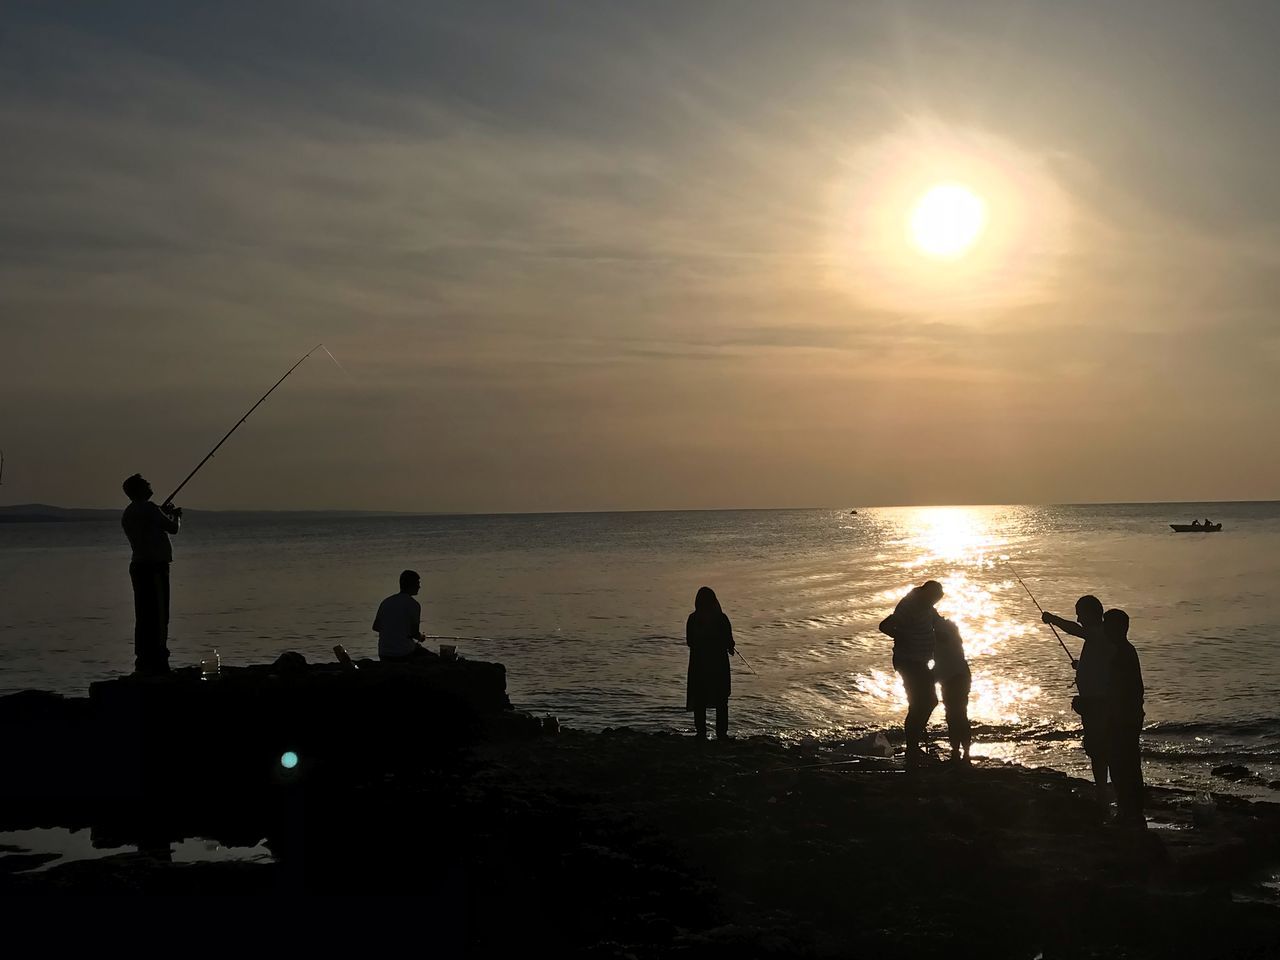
[280,751,299,770]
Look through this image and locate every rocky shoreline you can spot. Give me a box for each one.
[2,660,1279,957]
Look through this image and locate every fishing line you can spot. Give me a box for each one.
[162,344,334,506]
[321,344,355,382]
[1003,560,1075,665]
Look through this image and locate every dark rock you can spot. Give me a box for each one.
[1211,764,1254,782]
[271,650,308,675]
[0,655,514,823]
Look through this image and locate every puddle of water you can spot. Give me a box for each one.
[0,827,272,873]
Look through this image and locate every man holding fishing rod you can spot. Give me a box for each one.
[121,474,182,676]
[1040,595,1114,818]
[115,345,339,676]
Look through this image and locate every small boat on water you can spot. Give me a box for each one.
[1170,523,1222,532]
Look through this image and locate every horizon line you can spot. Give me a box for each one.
[2,498,1275,519]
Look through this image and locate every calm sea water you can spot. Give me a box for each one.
[3,503,1279,798]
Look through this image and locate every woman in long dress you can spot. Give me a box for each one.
[686,586,734,740]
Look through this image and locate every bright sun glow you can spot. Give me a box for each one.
[909,183,987,259]
[827,121,1071,313]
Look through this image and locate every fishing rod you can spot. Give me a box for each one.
[735,649,759,676]
[1004,561,1077,667]
[162,344,331,507]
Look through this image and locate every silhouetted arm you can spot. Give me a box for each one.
[1042,613,1085,638]
[724,616,735,656]
[878,615,898,638]
[153,502,180,535]
[411,601,424,642]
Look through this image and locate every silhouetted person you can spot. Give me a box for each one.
[374,570,435,662]
[686,586,734,740]
[879,580,943,768]
[1104,608,1146,828]
[1043,595,1112,815]
[1190,519,1201,528]
[121,474,181,676]
[934,616,972,763]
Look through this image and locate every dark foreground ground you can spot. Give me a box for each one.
[4,723,1279,958]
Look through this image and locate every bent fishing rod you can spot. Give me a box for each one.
[1004,561,1076,667]
[162,344,330,507]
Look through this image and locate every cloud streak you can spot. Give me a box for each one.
[2,2,1279,510]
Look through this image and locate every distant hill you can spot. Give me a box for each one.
[0,504,428,523]
[0,504,120,523]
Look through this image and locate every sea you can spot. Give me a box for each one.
[3,502,1280,800]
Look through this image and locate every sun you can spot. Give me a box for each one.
[909,183,987,259]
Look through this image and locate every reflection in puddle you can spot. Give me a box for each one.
[0,827,272,873]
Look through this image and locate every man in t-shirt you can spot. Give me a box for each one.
[373,569,435,661]
[1042,594,1113,816]
[879,580,944,769]
[120,474,181,675]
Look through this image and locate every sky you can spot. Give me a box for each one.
[2,1,1279,512]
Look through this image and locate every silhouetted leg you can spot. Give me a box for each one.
[942,671,972,761]
[158,563,171,669]
[896,659,937,763]
[1127,737,1146,824]
[694,706,708,739]
[715,702,728,739]
[1111,721,1145,825]
[130,562,165,674]
[905,698,935,749]
[1082,705,1112,815]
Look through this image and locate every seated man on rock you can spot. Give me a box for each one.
[373,569,437,662]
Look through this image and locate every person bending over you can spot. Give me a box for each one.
[880,580,943,769]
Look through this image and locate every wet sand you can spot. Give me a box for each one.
[4,721,1279,957]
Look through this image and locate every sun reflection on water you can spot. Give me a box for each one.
[854,666,1040,725]
[852,506,1044,728]
[899,506,1003,569]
